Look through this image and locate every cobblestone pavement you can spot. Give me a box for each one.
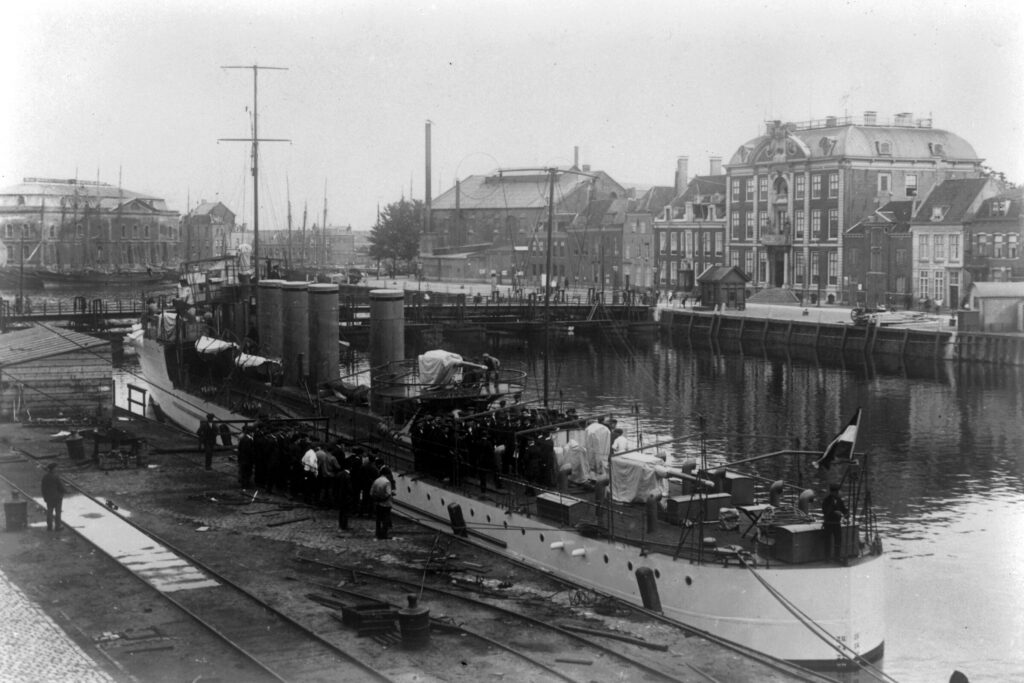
[0,566,114,683]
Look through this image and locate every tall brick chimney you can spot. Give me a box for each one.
[674,156,689,196]
[709,156,722,176]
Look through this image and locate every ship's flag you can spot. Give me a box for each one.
[816,409,861,471]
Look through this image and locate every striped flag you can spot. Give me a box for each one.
[816,409,861,471]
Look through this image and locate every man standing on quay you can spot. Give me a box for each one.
[41,463,67,532]
[197,414,218,471]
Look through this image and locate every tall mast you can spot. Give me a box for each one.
[543,168,555,408]
[286,176,292,270]
[220,64,288,310]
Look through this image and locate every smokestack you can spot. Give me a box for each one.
[574,146,579,170]
[425,120,432,235]
[709,156,722,176]
[674,156,689,196]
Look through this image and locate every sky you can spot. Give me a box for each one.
[2,0,1022,232]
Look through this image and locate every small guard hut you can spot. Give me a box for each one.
[961,282,1024,332]
[696,265,751,310]
[0,324,112,422]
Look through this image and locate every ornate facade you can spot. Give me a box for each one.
[725,113,982,304]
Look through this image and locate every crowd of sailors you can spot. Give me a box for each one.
[228,421,396,536]
[410,403,627,493]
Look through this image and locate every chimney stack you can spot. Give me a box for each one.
[674,156,689,196]
[709,156,722,176]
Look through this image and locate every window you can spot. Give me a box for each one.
[934,235,946,260]
[811,210,822,238]
[878,173,891,194]
[977,234,989,256]
[794,251,805,285]
[670,232,678,254]
[658,233,667,254]
[870,250,881,272]
[745,178,754,202]
[794,209,805,239]
[811,253,820,285]
[876,141,893,155]
[684,231,693,256]
[144,224,150,238]
[1010,234,1019,259]
[732,179,741,202]
[950,234,960,260]
[828,173,838,198]
[919,271,930,299]
[906,174,917,197]
[919,234,930,260]
[935,270,946,301]
[745,250,755,278]
[930,206,947,222]
[715,233,723,257]
[994,234,1005,258]
[811,174,822,199]
[828,251,838,286]
[928,142,946,157]
[745,212,754,240]
[759,210,769,232]
[795,175,806,200]
[828,209,839,240]
[731,212,741,240]
[758,175,768,199]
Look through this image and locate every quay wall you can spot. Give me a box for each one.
[659,309,1024,366]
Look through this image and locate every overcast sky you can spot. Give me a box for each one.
[2,0,1022,231]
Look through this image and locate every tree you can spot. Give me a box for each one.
[368,198,422,276]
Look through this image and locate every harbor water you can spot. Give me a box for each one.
[105,322,1024,682]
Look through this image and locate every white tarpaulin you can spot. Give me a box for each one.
[611,453,670,503]
[418,349,465,386]
[196,336,238,355]
[236,352,280,369]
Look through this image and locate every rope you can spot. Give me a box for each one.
[738,556,898,683]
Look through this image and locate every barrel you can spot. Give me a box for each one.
[4,501,28,531]
[397,595,430,648]
[65,433,84,461]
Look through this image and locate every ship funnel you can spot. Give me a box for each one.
[369,289,406,413]
[257,279,285,359]
[281,281,310,386]
[308,283,339,389]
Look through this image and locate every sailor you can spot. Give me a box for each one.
[197,414,218,470]
[481,353,501,384]
[370,466,396,539]
[41,463,67,532]
[175,278,195,320]
[822,482,849,564]
[611,428,629,456]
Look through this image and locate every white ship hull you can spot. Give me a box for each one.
[131,333,885,669]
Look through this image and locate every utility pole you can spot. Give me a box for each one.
[220,64,288,314]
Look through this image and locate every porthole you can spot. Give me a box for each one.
[503,521,509,529]
[539,533,545,543]
[603,555,609,564]
[469,509,475,517]
[521,528,526,536]
[406,486,411,494]
[685,576,693,586]
[654,569,661,579]
[426,493,431,501]
[486,515,491,524]
[627,561,633,571]
[441,498,446,507]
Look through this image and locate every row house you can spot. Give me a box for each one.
[964,191,1024,286]
[258,225,358,272]
[0,177,181,271]
[423,164,626,285]
[724,113,983,305]
[624,186,674,291]
[182,201,235,261]
[652,157,727,293]
[909,177,998,310]
[843,201,914,309]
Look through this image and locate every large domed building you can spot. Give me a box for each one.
[723,112,983,304]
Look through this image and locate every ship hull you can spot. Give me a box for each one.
[131,333,885,669]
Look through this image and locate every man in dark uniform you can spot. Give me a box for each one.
[822,482,850,563]
[41,463,67,532]
[197,414,217,470]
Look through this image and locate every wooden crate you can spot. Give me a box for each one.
[662,493,732,525]
[535,492,590,526]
